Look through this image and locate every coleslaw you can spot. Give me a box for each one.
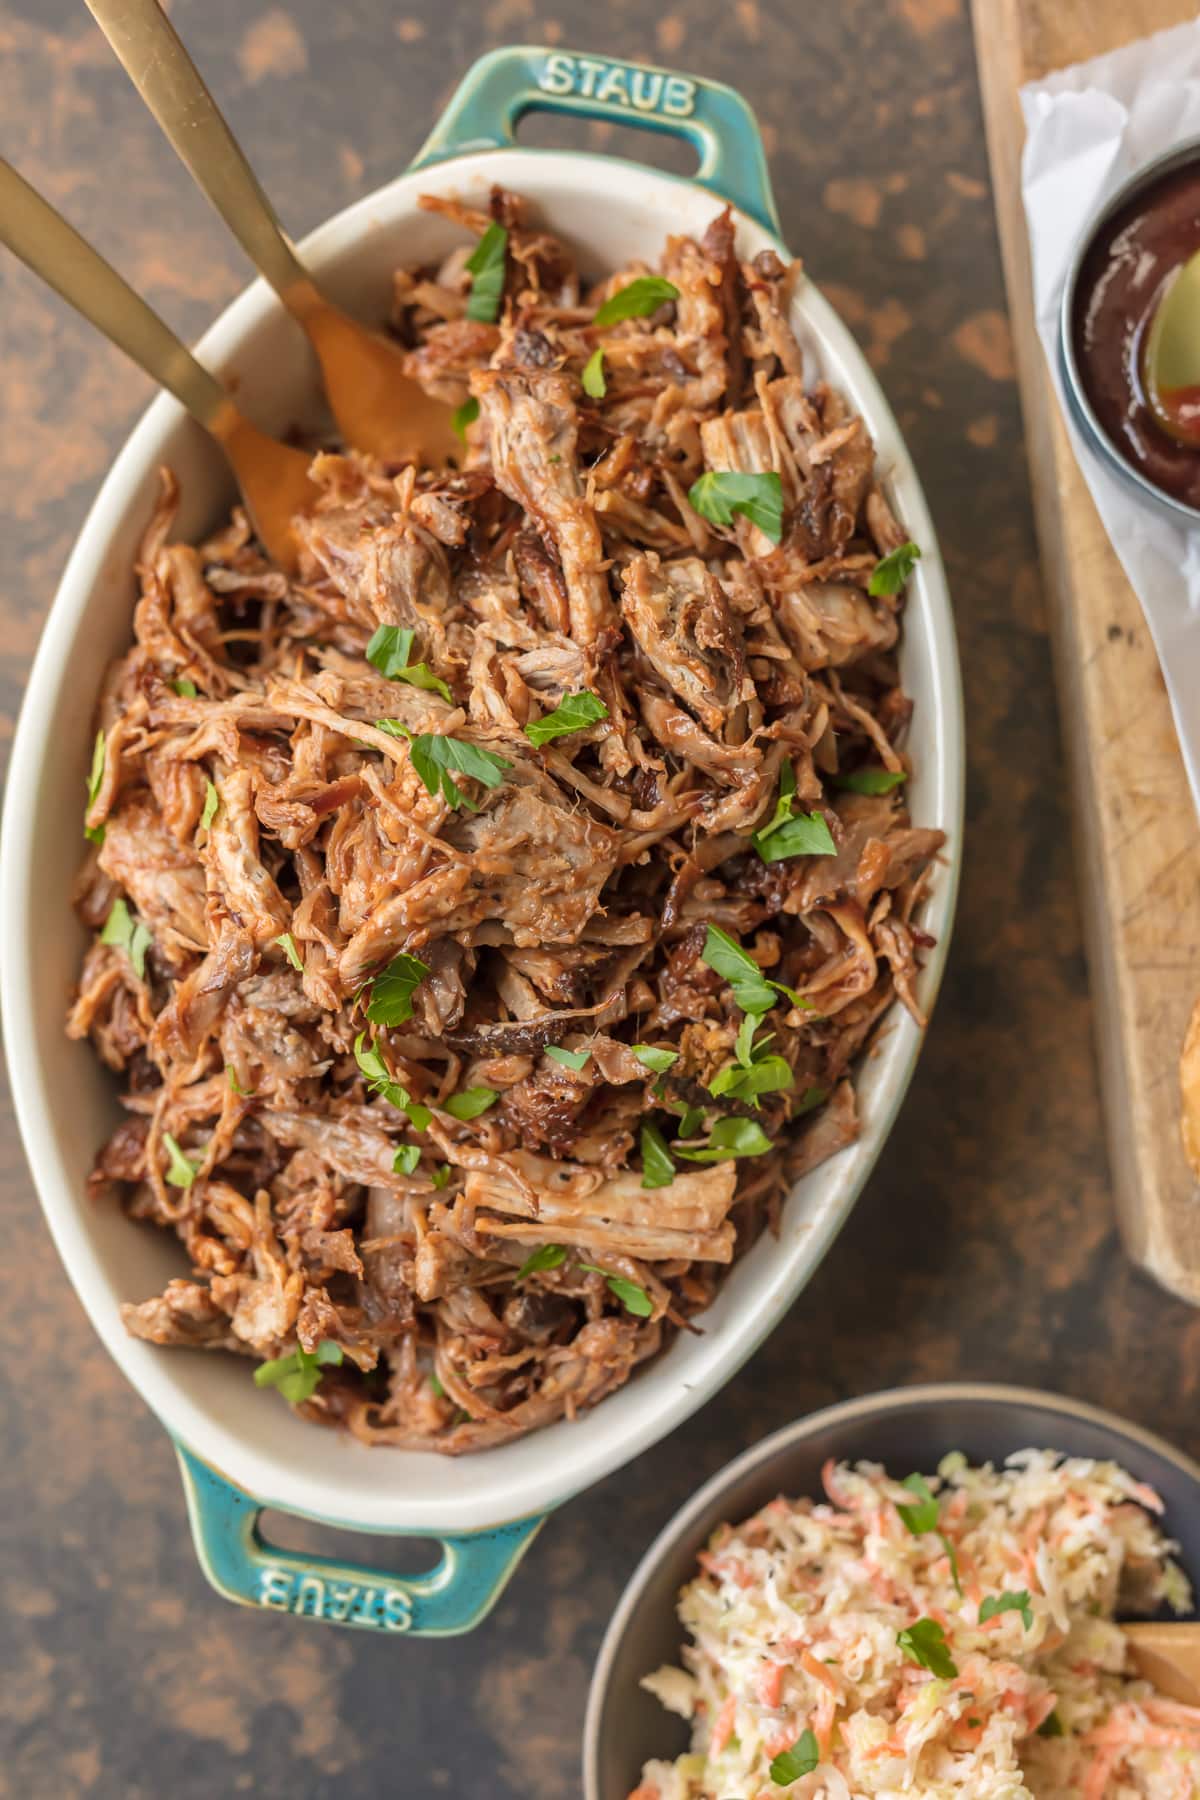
[632,1450,1200,1798]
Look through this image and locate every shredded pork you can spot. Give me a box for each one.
[68,189,944,1453]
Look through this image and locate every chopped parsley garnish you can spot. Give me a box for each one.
[833,765,908,795]
[708,1015,794,1109]
[451,396,479,442]
[465,222,508,322]
[688,470,784,545]
[366,625,452,703]
[1038,1710,1064,1738]
[274,931,304,972]
[515,1243,566,1283]
[769,1729,819,1785]
[380,723,511,810]
[581,345,606,398]
[84,728,106,844]
[794,1085,829,1117]
[701,924,798,1017]
[254,1339,343,1405]
[442,1086,499,1121]
[200,778,219,831]
[675,1105,705,1139]
[172,677,197,697]
[675,1117,773,1162]
[100,897,152,981]
[428,1370,445,1398]
[592,275,679,327]
[640,1120,676,1190]
[979,1590,1033,1631]
[523,689,609,747]
[430,1163,452,1190]
[393,1144,420,1175]
[897,1617,957,1678]
[578,1262,653,1317]
[226,1065,253,1097]
[162,1131,200,1189]
[752,762,836,864]
[365,950,431,1027]
[632,1044,679,1074]
[896,1472,939,1535]
[545,1045,590,1072]
[354,1031,432,1130]
[869,540,920,596]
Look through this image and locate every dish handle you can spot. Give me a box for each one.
[410,44,781,237]
[175,1445,545,1636]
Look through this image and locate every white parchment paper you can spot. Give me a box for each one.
[1020,18,1200,814]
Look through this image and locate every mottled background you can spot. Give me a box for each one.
[2,1,1197,1796]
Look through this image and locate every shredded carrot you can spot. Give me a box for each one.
[757,1661,785,1708]
[710,1695,737,1756]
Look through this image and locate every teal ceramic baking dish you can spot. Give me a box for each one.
[0,46,963,1636]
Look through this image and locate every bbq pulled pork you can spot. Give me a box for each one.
[68,189,944,1453]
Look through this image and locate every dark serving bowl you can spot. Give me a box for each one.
[583,1382,1200,1800]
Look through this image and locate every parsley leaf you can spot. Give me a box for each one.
[84,728,106,844]
[794,1085,829,1118]
[545,1045,590,1072]
[365,950,431,1027]
[896,1472,939,1535]
[770,1729,819,1785]
[752,763,836,863]
[592,275,679,327]
[254,1339,344,1405]
[897,1617,957,1678]
[632,1044,679,1074]
[979,1590,1033,1631]
[523,689,609,747]
[366,625,452,703]
[162,1131,200,1189]
[200,778,219,830]
[1038,1710,1065,1738]
[451,396,479,442]
[834,766,908,795]
[579,1262,654,1317]
[675,1117,773,1162]
[354,1031,432,1131]
[381,724,511,809]
[640,1120,676,1190]
[465,222,508,323]
[688,470,784,545]
[869,540,920,596]
[701,924,795,1016]
[675,1105,705,1138]
[515,1243,566,1283]
[100,896,153,981]
[274,931,304,972]
[708,1018,794,1109]
[393,1144,421,1175]
[428,1370,445,1398]
[442,1086,499,1121]
[941,1534,963,1597]
[581,345,606,398]
[226,1065,253,1097]
[172,677,197,697]
[430,1163,452,1190]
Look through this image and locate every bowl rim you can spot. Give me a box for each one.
[0,144,964,1533]
[1058,133,1200,530]
[583,1379,1200,1794]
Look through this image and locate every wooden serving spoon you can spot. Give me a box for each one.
[1124,1621,1200,1706]
[1141,247,1200,448]
[0,157,315,570]
[85,0,459,468]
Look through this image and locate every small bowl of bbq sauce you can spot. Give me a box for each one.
[1061,140,1200,526]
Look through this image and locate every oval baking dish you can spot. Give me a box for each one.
[0,46,963,1635]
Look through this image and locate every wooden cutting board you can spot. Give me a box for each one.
[972,0,1200,1300]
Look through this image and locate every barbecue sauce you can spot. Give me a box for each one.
[1072,161,1200,509]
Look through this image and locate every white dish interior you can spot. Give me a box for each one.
[0,149,963,1534]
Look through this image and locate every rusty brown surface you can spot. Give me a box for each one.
[1,2,1198,1796]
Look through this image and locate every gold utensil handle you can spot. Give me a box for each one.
[84,0,314,309]
[0,156,226,426]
